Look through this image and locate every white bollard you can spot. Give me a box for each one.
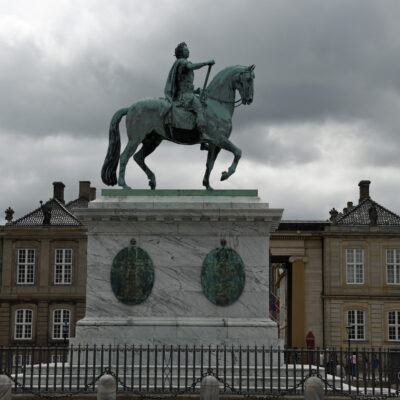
[200,375,219,400]
[97,374,116,400]
[0,375,12,400]
[304,376,324,400]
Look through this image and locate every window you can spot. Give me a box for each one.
[346,249,364,284]
[388,311,400,341]
[387,249,400,284]
[17,249,35,284]
[54,249,73,284]
[15,309,33,340]
[51,354,67,363]
[52,309,70,340]
[13,354,32,366]
[347,310,365,340]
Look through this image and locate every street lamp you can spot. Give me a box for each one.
[346,324,353,383]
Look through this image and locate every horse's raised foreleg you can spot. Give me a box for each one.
[218,137,242,181]
[202,145,221,190]
[134,134,162,190]
[118,138,142,189]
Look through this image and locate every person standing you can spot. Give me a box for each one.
[352,353,357,377]
[373,355,379,379]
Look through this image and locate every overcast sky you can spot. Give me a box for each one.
[1,0,400,224]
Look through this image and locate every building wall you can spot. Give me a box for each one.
[324,226,400,349]
[270,231,324,348]
[0,226,87,345]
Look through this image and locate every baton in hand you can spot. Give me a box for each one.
[201,64,212,102]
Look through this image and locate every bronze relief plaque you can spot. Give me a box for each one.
[201,240,245,306]
[110,239,154,305]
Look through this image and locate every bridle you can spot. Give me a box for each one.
[206,70,254,108]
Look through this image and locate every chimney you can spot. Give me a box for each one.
[358,180,371,204]
[90,187,96,201]
[79,181,91,200]
[53,181,65,203]
[347,201,353,209]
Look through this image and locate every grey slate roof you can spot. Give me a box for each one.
[337,198,400,226]
[13,198,82,226]
[66,197,89,210]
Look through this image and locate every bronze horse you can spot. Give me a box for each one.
[101,64,255,190]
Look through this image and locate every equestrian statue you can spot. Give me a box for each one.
[101,42,255,190]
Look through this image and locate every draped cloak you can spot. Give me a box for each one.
[164,58,187,101]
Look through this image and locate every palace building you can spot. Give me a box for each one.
[0,181,95,347]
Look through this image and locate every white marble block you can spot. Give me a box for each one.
[72,190,283,347]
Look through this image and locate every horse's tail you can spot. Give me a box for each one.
[101,107,129,186]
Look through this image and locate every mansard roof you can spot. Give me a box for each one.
[336,198,400,226]
[12,198,82,226]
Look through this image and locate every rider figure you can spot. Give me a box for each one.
[164,42,214,135]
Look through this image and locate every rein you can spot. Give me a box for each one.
[206,94,243,107]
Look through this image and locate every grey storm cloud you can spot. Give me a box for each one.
[1,0,400,143]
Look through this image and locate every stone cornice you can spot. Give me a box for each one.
[289,256,309,263]
[75,208,283,230]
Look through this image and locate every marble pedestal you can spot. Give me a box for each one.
[73,189,283,347]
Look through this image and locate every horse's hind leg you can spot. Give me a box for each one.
[118,138,142,189]
[134,134,162,190]
[202,145,221,190]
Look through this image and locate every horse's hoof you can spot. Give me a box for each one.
[118,181,131,190]
[149,181,156,190]
[221,171,229,181]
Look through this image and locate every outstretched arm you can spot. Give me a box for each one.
[187,60,215,71]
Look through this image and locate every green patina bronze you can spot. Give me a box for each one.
[101,42,255,191]
[102,189,258,197]
[201,240,245,306]
[110,239,154,305]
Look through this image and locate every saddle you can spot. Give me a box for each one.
[164,102,196,131]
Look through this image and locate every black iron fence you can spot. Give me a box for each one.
[0,345,400,397]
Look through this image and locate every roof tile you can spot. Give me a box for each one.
[337,198,400,226]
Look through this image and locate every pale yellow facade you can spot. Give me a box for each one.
[324,227,400,349]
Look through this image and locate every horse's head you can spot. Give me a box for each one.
[235,65,255,105]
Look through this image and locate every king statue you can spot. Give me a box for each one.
[102,41,255,190]
[164,42,214,136]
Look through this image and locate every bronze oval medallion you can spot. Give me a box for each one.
[201,240,245,306]
[110,239,154,305]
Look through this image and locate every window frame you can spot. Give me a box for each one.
[13,354,32,367]
[346,248,364,284]
[347,310,366,341]
[54,248,73,285]
[52,309,71,340]
[16,248,36,285]
[14,309,33,340]
[386,249,400,285]
[388,311,400,341]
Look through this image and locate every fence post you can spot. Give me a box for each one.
[304,376,324,400]
[97,374,116,400]
[200,375,219,400]
[0,375,12,400]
